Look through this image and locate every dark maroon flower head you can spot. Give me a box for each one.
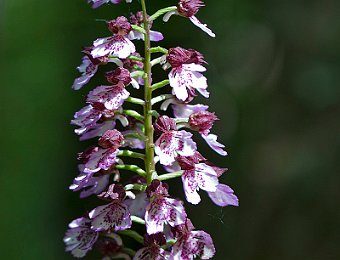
[98,130,124,149]
[105,67,132,85]
[98,183,126,201]
[95,236,122,256]
[167,47,205,68]
[177,0,204,18]
[189,111,218,135]
[130,11,153,28]
[123,52,144,70]
[144,233,166,247]
[107,16,132,35]
[77,146,98,163]
[154,115,177,133]
[83,47,109,65]
[146,180,169,198]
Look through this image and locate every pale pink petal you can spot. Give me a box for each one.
[72,56,98,90]
[189,16,216,38]
[201,134,227,156]
[172,103,208,118]
[89,202,132,231]
[182,170,201,205]
[207,184,239,207]
[91,36,136,59]
[175,131,197,157]
[86,84,130,110]
[194,163,219,192]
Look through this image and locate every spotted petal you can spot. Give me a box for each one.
[145,197,187,234]
[91,35,136,59]
[89,202,132,231]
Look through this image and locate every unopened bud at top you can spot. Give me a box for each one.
[177,0,204,18]
[107,16,132,35]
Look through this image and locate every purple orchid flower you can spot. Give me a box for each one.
[64,216,99,258]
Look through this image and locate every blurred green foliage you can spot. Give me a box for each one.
[1,0,340,259]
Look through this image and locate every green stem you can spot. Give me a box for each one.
[157,171,184,181]
[151,79,170,91]
[151,56,165,67]
[115,164,146,177]
[130,70,145,78]
[117,230,144,244]
[131,24,146,34]
[150,46,168,54]
[141,0,155,186]
[123,109,144,121]
[124,183,147,191]
[125,96,145,106]
[118,150,145,160]
[151,94,174,105]
[131,216,146,225]
[149,6,177,21]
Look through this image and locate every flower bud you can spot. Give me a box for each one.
[98,129,124,149]
[189,111,218,135]
[177,0,204,18]
[105,67,132,85]
[167,47,205,67]
[107,16,132,35]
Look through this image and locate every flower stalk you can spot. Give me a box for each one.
[141,0,155,186]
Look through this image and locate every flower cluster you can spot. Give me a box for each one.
[65,0,238,259]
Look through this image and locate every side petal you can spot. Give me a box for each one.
[189,16,216,38]
[201,134,227,156]
[207,184,239,207]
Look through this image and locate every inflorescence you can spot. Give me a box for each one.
[64,0,238,259]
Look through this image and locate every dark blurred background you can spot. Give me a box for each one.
[1,0,340,259]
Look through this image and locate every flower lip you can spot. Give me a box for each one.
[98,129,124,149]
[107,16,132,35]
[177,0,205,18]
[105,67,132,85]
[167,47,205,68]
